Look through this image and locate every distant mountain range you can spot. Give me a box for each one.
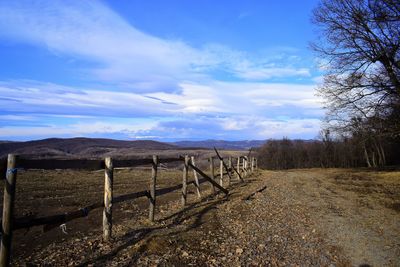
[0,138,265,158]
[171,140,266,150]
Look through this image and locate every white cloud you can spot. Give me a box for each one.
[197,44,311,81]
[156,81,323,117]
[0,120,157,138]
[0,1,199,88]
[0,80,182,117]
[0,112,321,140]
[0,79,322,119]
[235,67,310,80]
[0,1,314,85]
[137,116,322,140]
[0,115,35,121]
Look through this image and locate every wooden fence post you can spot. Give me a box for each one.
[246,157,249,176]
[228,156,232,186]
[219,159,223,187]
[236,157,240,180]
[182,155,189,207]
[209,157,215,193]
[103,157,113,241]
[246,157,249,175]
[191,156,201,199]
[248,157,250,174]
[0,154,17,267]
[149,155,158,222]
[255,158,258,170]
[242,157,247,177]
[251,157,254,173]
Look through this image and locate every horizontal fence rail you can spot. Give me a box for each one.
[0,157,183,180]
[0,151,258,266]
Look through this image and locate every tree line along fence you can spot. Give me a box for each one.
[0,149,258,266]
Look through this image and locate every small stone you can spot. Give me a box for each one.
[182,251,189,257]
[236,248,243,255]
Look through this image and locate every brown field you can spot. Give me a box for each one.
[1,164,399,266]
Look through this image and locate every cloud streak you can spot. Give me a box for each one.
[0,115,321,140]
[0,80,322,118]
[0,0,312,86]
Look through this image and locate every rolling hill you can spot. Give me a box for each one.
[0,138,178,158]
[0,138,266,159]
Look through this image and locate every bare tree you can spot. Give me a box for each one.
[312,0,400,166]
[312,0,400,133]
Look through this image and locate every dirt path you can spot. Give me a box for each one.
[287,169,400,266]
[15,169,399,266]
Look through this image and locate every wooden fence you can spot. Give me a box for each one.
[0,151,258,266]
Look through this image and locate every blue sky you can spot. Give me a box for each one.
[0,0,324,141]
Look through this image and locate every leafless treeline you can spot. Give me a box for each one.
[256,134,400,170]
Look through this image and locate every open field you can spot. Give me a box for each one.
[2,167,399,266]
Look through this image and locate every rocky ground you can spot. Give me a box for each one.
[14,168,400,266]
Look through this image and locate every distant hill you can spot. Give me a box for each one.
[172,140,266,150]
[0,141,16,144]
[0,138,267,159]
[0,138,178,159]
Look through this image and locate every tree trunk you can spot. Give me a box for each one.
[371,151,377,168]
[364,143,372,168]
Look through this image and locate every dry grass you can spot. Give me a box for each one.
[1,166,217,261]
[2,167,399,266]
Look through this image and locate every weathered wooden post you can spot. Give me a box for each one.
[228,156,232,186]
[103,157,113,241]
[236,157,240,180]
[0,154,17,267]
[248,157,251,174]
[242,157,247,177]
[247,157,251,174]
[219,159,223,187]
[181,155,189,206]
[191,156,201,199]
[209,157,215,193]
[251,157,254,173]
[246,157,249,175]
[255,158,258,170]
[149,155,158,222]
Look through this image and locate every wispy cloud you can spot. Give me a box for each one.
[0,80,181,117]
[197,44,311,81]
[0,120,157,138]
[235,67,310,80]
[0,1,313,86]
[0,116,321,140]
[0,79,322,118]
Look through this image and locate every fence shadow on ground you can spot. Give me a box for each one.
[77,179,255,266]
